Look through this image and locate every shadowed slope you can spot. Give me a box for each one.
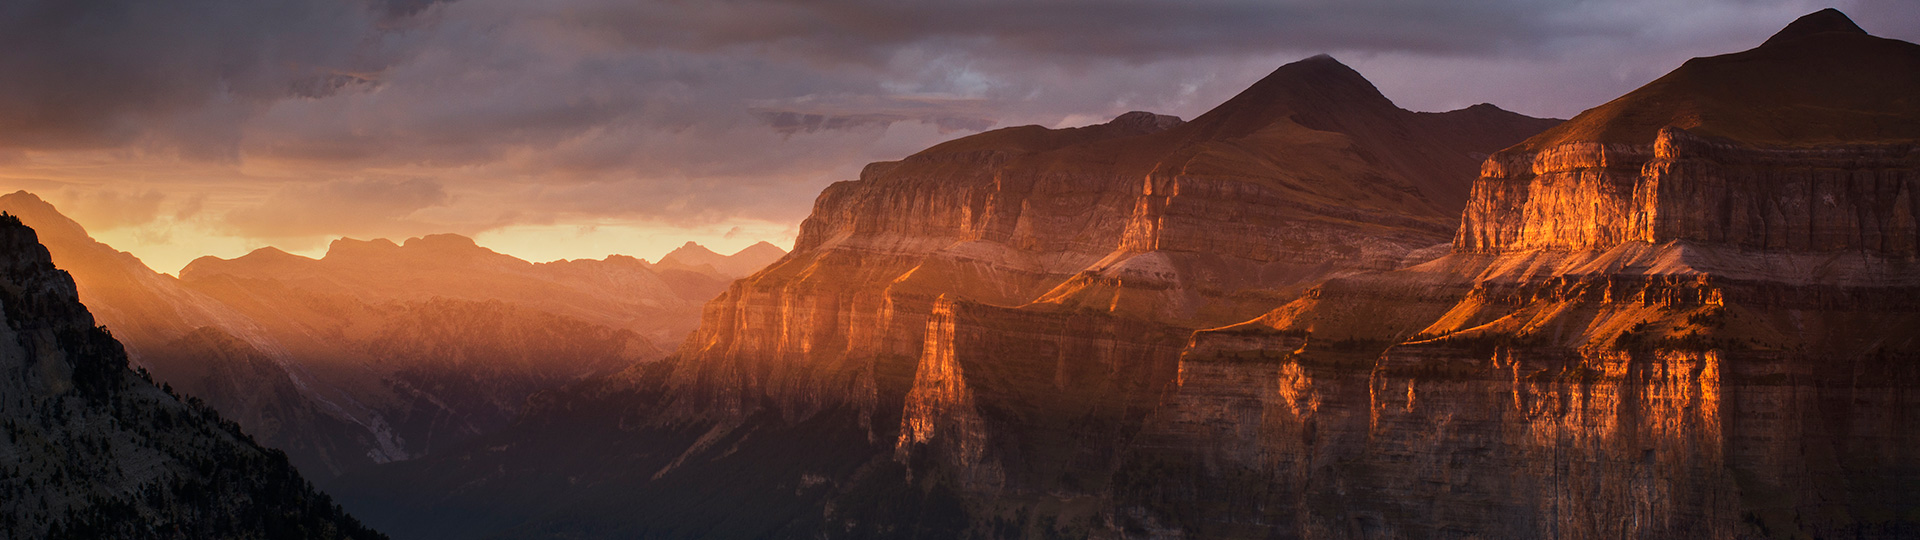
[0,214,385,539]
[1516,9,1920,151]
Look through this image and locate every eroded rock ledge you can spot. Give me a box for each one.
[1461,128,1920,254]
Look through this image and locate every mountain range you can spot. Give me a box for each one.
[0,190,784,480]
[327,9,1920,540]
[0,214,383,539]
[3,7,1916,540]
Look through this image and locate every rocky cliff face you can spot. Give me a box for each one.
[1461,9,1920,254]
[1123,346,1920,538]
[1114,10,1920,538]
[1118,263,1920,538]
[1460,127,1920,254]
[672,54,1555,427]
[0,214,384,539]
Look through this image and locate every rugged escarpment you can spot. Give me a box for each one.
[336,54,1557,539]
[332,9,1920,540]
[1113,10,1920,538]
[0,214,384,539]
[1460,10,1920,254]
[675,54,1555,424]
[1117,250,1920,538]
[1461,126,1920,254]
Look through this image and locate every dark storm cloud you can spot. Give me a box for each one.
[0,0,440,151]
[750,95,998,134]
[236,0,1913,230]
[561,0,1575,62]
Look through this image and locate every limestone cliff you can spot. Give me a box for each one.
[672,54,1555,428]
[1460,9,1920,254]
[1115,10,1920,538]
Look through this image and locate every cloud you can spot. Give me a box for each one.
[222,178,450,240]
[749,94,998,134]
[0,0,443,153]
[4,0,1915,267]
[52,188,166,231]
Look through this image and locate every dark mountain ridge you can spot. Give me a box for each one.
[0,213,385,539]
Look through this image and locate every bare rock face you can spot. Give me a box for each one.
[894,298,1190,495]
[1461,9,1920,254]
[1116,10,1920,538]
[643,58,1555,531]
[1461,128,1920,254]
[673,54,1555,429]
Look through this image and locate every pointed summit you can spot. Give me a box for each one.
[665,241,721,259]
[1763,8,1867,46]
[0,190,88,240]
[1180,54,1394,141]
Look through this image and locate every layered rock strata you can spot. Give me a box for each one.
[1115,11,1920,538]
[1461,128,1920,254]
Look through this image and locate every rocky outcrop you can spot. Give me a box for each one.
[1119,342,1920,539]
[894,298,1190,494]
[1461,9,1920,254]
[0,214,384,539]
[1460,128,1920,254]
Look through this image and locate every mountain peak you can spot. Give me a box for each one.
[1763,8,1867,46]
[1512,6,1920,151]
[0,190,85,237]
[1107,111,1184,133]
[733,240,787,258]
[1,190,45,205]
[1178,54,1394,140]
[668,241,720,257]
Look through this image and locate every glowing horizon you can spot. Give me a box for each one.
[68,199,796,275]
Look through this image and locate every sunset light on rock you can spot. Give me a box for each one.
[2,2,1918,539]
